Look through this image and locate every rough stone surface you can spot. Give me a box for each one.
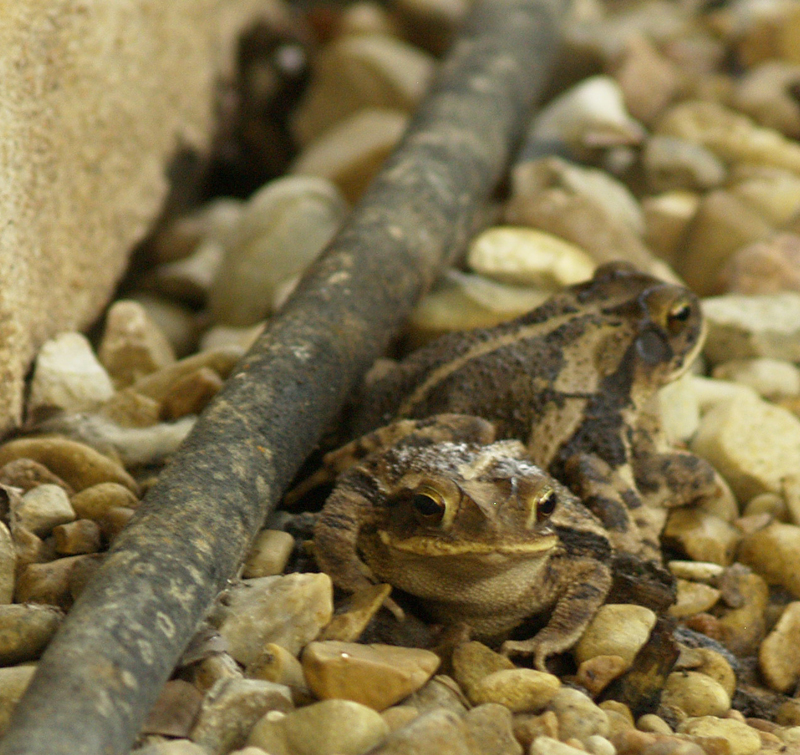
[0,0,275,433]
[12,484,76,538]
[547,687,610,743]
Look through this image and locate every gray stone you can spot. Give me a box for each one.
[463,703,522,755]
[547,687,610,743]
[12,484,76,537]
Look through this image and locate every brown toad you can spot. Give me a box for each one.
[313,414,613,670]
[346,262,727,560]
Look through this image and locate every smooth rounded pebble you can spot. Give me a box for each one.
[247,643,309,702]
[548,687,610,742]
[70,482,139,520]
[574,604,656,666]
[27,332,114,419]
[0,437,137,493]
[12,484,76,537]
[242,530,295,579]
[574,655,629,697]
[53,518,102,556]
[161,366,224,420]
[466,226,595,289]
[738,521,800,597]
[642,135,726,193]
[316,583,392,644]
[468,668,561,713]
[759,601,800,692]
[661,671,731,718]
[215,573,333,664]
[463,703,522,755]
[530,736,587,755]
[0,603,62,665]
[366,708,469,755]
[302,641,440,711]
[662,509,740,566]
[248,699,390,755]
[712,358,800,401]
[687,648,737,699]
[451,641,515,704]
[669,579,721,618]
[0,665,37,736]
[721,231,800,295]
[677,716,761,755]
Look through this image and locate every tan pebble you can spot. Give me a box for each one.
[0,522,15,603]
[637,713,673,734]
[529,736,586,755]
[689,375,759,414]
[216,573,333,663]
[70,482,139,520]
[677,716,760,755]
[290,33,434,145]
[198,324,264,354]
[642,135,726,194]
[302,640,439,711]
[403,675,469,716]
[656,372,701,446]
[100,299,176,388]
[381,705,419,733]
[138,740,210,754]
[248,698,390,755]
[144,679,204,739]
[0,437,137,493]
[738,521,800,599]
[781,726,800,745]
[246,643,309,704]
[451,640,514,704]
[642,191,699,265]
[0,459,73,495]
[758,601,800,692]
[715,566,769,656]
[701,292,800,365]
[467,668,560,713]
[574,603,656,666]
[610,729,704,755]
[466,226,595,289]
[27,332,114,420]
[67,553,104,602]
[548,686,610,743]
[241,530,294,579]
[393,0,466,54]
[712,357,800,400]
[669,579,721,618]
[0,665,37,736]
[776,699,800,727]
[98,506,136,545]
[574,655,629,697]
[721,232,800,298]
[729,167,800,228]
[12,484,76,537]
[733,61,800,139]
[9,523,48,570]
[667,561,725,584]
[661,671,730,718]
[463,703,522,755]
[190,677,293,755]
[742,492,788,520]
[153,239,225,305]
[190,652,243,694]
[339,1,397,37]
[129,293,197,359]
[101,388,162,428]
[291,108,408,204]
[599,700,634,733]
[317,583,392,643]
[367,708,470,754]
[15,554,95,609]
[513,710,559,748]
[686,649,736,700]
[0,603,62,665]
[406,269,550,348]
[585,735,615,755]
[53,519,101,556]
[662,507,740,566]
[781,474,800,527]
[209,176,347,327]
[160,367,224,420]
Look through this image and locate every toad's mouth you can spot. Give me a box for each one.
[378,530,558,556]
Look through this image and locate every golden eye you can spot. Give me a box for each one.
[666,298,693,335]
[536,487,558,522]
[411,488,447,524]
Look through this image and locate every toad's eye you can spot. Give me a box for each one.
[536,487,558,522]
[412,490,446,523]
[666,299,693,335]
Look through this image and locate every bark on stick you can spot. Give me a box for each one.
[0,2,564,753]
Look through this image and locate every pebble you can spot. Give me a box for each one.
[242,530,295,579]
[380,705,419,733]
[99,300,177,388]
[199,324,264,354]
[290,33,434,146]
[715,565,768,656]
[209,176,347,326]
[97,506,136,545]
[654,372,700,446]
[743,491,788,520]
[0,458,73,495]
[403,675,469,717]
[610,730,703,755]
[11,484,75,538]
[758,601,800,692]
[393,0,466,54]
[641,190,699,264]
[101,388,162,428]
[316,583,391,643]
[512,710,559,747]
[133,740,210,755]
[248,699,390,755]
[677,717,761,755]
[660,671,731,718]
[70,482,139,520]
[27,332,115,420]
[153,240,225,306]
[733,61,800,139]
[406,269,550,347]
[0,436,137,493]
[463,703,522,755]
[160,367,224,420]
[129,293,197,358]
[719,232,800,295]
[291,108,408,203]
[466,226,595,289]
[669,579,721,619]
[14,554,97,609]
[574,604,657,666]
[678,648,736,699]
[548,687,610,743]
[691,391,800,502]
[246,643,310,703]
[190,678,293,755]
[642,136,726,193]
[451,640,515,704]
[529,736,586,755]
[0,664,37,736]
[144,680,204,739]
[667,561,725,584]
[662,509,740,566]
[52,518,102,555]
[0,603,62,664]
[0,522,15,603]
[468,668,561,713]
[637,714,673,735]
[365,708,469,755]
[301,641,440,711]
[190,652,243,695]
[729,166,800,227]
[214,573,333,664]
[574,655,629,697]
[712,357,800,400]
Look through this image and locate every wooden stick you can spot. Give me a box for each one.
[0,2,564,752]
